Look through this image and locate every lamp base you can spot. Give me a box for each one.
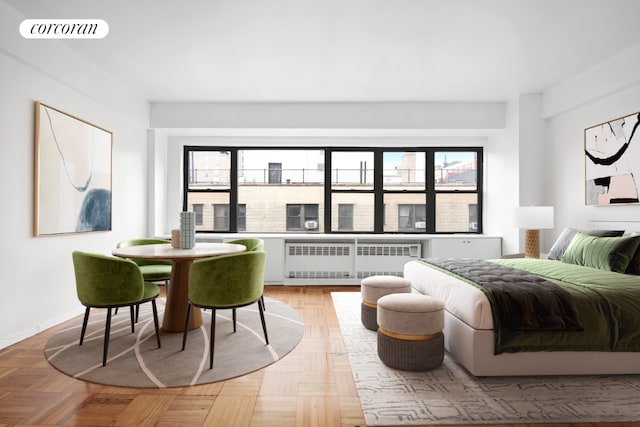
[524,229,540,259]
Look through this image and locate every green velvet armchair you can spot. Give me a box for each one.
[226,238,264,252]
[181,251,268,369]
[116,238,172,285]
[226,238,266,311]
[72,251,162,366]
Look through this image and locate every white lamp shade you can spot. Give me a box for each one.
[514,206,554,229]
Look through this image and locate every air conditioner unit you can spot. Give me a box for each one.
[304,220,318,230]
[414,221,426,229]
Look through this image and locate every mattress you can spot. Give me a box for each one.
[404,259,493,330]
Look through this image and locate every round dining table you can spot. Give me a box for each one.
[112,242,246,332]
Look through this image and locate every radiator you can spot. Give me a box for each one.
[355,242,421,279]
[285,242,355,280]
[284,240,421,282]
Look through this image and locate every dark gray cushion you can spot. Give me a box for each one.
[546,227,624,261]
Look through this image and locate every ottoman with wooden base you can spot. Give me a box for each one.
[361,275,412,331]
[376,293,445,371]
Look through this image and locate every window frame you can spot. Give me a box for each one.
[183,146,483,234]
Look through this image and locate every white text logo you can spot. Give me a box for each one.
[20,19,109,39]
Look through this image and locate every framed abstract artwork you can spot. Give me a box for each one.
[34,102,113,236]
[584,111,640,205]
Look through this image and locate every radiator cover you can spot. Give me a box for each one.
[284,241,421,282]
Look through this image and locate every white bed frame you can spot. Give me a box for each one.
[404,256,640,376]
[442,310,640,376]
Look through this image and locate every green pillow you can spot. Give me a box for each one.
[561,232,640,273]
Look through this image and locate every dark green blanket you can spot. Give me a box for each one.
[417,258,640,354]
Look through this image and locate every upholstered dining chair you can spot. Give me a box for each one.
[226,238,264,252]
[226,238,266,314]
[115,238,172,320]
[116,238,172,287]
[72,251,162,366]
[181,251,269,369]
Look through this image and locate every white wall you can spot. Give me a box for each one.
[0,2,150,348]
[543,42,640,242]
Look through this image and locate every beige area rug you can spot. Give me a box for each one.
[45,297,303,388]
[332,292,640,426]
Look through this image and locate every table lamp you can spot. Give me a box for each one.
[514,206,554,258]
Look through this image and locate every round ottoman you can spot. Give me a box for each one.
[377,293,445,371]
[361,275,412,331]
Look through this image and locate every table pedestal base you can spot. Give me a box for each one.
[163,260,202,332]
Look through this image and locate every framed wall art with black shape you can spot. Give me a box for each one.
[34,102,113,236]
[585,111,640,206]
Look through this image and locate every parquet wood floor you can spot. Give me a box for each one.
[0,286,636,427]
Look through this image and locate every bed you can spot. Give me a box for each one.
[403,226,640,376]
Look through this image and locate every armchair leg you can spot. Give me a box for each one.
[210,309,216,369]
[151,299,161,348]
[103,307,113,366]
[258,299,269,345]
[232,309,237,332]
[129,306,135,333]
[80,307,90,346]
[181,303,192,351]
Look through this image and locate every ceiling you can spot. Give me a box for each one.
[5,0,640,103]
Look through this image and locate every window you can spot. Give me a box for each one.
[338,204,353,230]
[434,151,479,232]
[213,204,229,230]
[398,204,426,231]
[383,151,426,232]
[331,151,375,232]
[212,204,246,231]
[237,149,324,232]
[193,204,203,226]
[184,146,482,234]
[268,163,282,184]
[287,204,319,231]
[237,204,246,231]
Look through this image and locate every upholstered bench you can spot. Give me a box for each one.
[376,293,445,371]
[361,275,412,331]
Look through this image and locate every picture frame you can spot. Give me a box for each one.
[34,102,113,236]
[584,111,640,206]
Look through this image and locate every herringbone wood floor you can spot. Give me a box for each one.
[0,286,636,427]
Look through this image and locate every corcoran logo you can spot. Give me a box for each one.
[19,19,109,39]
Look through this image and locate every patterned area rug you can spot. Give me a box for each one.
[332,292,640,426]
[45,297,303,388]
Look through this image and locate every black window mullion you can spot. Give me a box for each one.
[373,150,384,232]
[324,150,332,232]
[425,149,436,234]
[182,146,190,211]
[228,149,238,232]
[475,149,483,234]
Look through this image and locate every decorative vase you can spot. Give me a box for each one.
[179,211,195,249]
